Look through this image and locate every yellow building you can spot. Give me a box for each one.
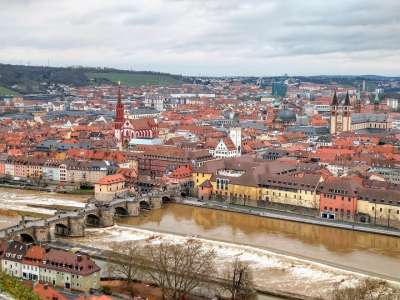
[357,188,400,229]
[258,175,322,209]
[193,157,322,210]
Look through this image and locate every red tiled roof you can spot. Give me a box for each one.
[96,174,126,185]
[44,249,100,276]
[34,283,68,300]
[23,245,46,264]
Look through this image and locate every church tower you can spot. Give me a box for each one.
[330,91,338,135]
[229,127,242,155]
[342,91,352,132]
[374,92,380,112]
[114,82,125,141]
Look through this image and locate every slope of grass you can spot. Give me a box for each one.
[0,86,19,96]
[0,272,41,300]
[86,72,183,87]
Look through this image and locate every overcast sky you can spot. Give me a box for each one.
[0,0,399,76]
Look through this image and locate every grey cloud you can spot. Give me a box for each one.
[0,0,399,75]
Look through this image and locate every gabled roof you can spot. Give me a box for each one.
[220,137,237,151]
[44,249,100,276]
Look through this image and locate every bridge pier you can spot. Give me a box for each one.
[98,208,114,227]
[126,201,140,216]
[150,196,162,209]
[68,216,85,237]
[34,227,50,242]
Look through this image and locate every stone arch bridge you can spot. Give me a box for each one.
[0,192,177,243]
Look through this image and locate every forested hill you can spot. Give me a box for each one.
[0,63,187,95]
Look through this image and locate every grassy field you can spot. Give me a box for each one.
[0,86,19,96]
[86,72,184,87]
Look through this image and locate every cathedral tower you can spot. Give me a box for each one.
[342,91,352,132]
[330,91,338,135]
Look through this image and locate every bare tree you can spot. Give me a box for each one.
[331,278,400,300]
[220,258,256,300]
[143,239,215,300]
[107,241,143,295]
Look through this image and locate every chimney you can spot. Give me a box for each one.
[77,254,82,262]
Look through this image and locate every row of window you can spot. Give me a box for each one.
[323,207,352,215]
[371,207,400,214]
[324,194,352,201]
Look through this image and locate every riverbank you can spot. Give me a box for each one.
[0,182,94,195]
[59,225,400,300]
[178,199,400,238]
[0,187,88,217]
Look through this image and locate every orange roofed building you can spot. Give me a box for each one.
[94,174,128,202]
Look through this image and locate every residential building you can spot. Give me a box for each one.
[1,242,101,293]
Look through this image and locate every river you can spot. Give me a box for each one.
[117,204,400,280]
[0,187,399,281]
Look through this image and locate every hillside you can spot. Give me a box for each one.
[0,63,186,94]
[87,71,184,87]
[0,86,20,96]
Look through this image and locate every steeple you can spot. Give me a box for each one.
[115,82,124,125]
[330,90,338,135]
[343,91,351,107]
[331,90,338,107]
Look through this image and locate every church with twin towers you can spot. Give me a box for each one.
[329,91,391,135]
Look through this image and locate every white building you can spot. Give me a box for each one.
[209,128,242,158]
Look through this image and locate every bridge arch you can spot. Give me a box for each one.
[162,196,172,203]
[114,206,129,216]
[140,200,151,210]
[54,223,70,236]
[20,233,35,243]
[86,214,101,227]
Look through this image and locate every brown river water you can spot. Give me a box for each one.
[118,204,400,280]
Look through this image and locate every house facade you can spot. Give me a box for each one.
[1,242,100,293]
